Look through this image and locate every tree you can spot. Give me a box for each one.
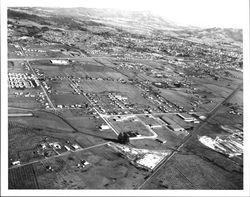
[118,132,130,144]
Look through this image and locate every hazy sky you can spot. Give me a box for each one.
[7,0,248,28]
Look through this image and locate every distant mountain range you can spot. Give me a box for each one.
[8,7,243,45]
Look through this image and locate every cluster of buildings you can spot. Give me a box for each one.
[177,113,200,124]
[39,141,81,154]
[161,115,186,133]
[76,159,90,169]
[108,93,128,109]
[160,113,200,136]
[10,140,81,167]
[86,92,131,115]
[56,104,83,109]
[69,83,81,95]
[199,132,243,158]
[118,62,149,72]
[22,47,46,53]
[35,92,50,109]
[42,81,52,93]
[8,72,39,89]
[85,93,106,114]
[227,104,242,115]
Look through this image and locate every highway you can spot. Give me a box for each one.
[137,83,243,189]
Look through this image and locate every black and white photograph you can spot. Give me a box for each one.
[1,0,249,196]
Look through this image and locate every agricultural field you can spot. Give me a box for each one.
[50,93,89,107]
[9,95,43,109]
[9,164,39,189]
[9,144,151,189]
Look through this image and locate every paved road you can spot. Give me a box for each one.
[26,60,56,110]
[137,83,243,189]
[8,54,175,64]
[8,113,33,117]
[64,72,120,136]
[9,106,37,111]
[17,44,56,110]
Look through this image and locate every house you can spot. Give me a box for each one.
[64,145,71,151]
[11,161,21,166]
[99,124,110,130]
[57,105,63,109]
[40,143,47,149]
[72,144,80,150]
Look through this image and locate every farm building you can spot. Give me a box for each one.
[161,115,177,125]
[168,124,185,132]
[148,124,162,128]
[161,115,184,132]
[177,113,197,122]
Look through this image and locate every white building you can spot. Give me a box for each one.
[177,113,197,122]
[50,60,69,65]
[99,124,110,130]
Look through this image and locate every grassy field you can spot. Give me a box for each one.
[144,151,242,189]
[66,116,117,140]
[137,115,162,127]
[160,88,194,111]
[151,127,183,149]
[12,111,74,132]
[50,93,89,106]
[108,116,153,136]
[9,96,43,109]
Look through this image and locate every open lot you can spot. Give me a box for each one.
[107,115,153,137]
